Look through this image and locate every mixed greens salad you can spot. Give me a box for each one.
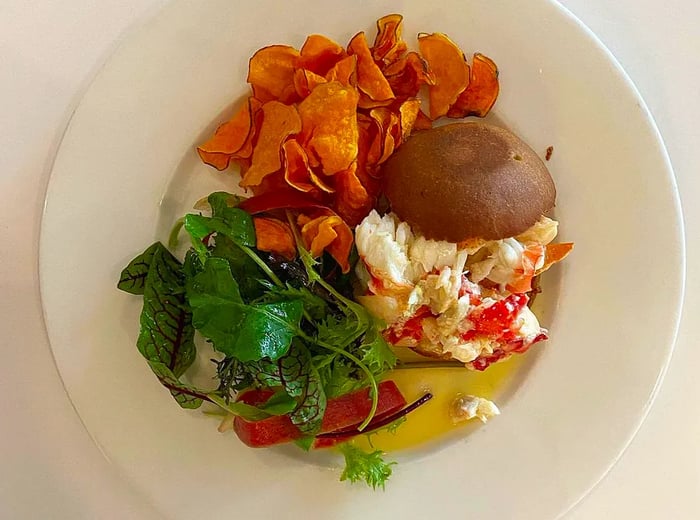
[118,192,430,489]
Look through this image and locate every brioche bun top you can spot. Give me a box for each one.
[382,122,556,242]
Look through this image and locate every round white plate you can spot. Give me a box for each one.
[40,1,684,518]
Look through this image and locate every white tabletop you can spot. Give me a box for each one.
[1,1,697,518]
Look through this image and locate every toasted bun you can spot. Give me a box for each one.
[382,122,556,242]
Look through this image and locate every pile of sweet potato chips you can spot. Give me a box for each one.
[197,14,499,272]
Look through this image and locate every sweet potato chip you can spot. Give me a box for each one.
[372,14,407,65]
[369,107,400,164]
[283,139,334,194]
[447,53,500,118]
[357,113,383,170]
[398,99,421,140]
[298,212,353,273]
[197,97,262,170]
[334,163,372,226]
[347,32,395,102]
[297,81,359,174]
[536,242,574,275]
[384,51,435,100]
[298,34,347,76]
[240,101,301,188]
[247,45,300,104]
[293,68,327,99]
[417,33,470,119]
[412,109,433,132]
[325,55,357,85]
[253,217,296,260]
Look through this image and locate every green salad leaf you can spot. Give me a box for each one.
[148,360,206,409]
[117,242,160,295]
[187,257,302,361]
[246,342,327,434]
[136,243,195,378]
[338,443,395,490]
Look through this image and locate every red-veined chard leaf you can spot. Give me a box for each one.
[246,342,327,434]
[136,244,195,378]
[148,361,206,409]
[117,242,161,295]
[186,257,303,362]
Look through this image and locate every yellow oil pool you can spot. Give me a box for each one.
[354,355,522,452]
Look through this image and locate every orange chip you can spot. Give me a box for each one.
[357,94,395,110]
[358,113,383,168]
[293,68,327,99]
[372,14,407,65]
[347,32,395,102]
[536,242,574,275]
[384,51,435,100]
[417,33,470,119]
[240,101,301,188]
[298,34,347,76]
[297,81,359,175]
[398,99,421,140]
[325,55,357,85]
[282,139,334,194]
[197,97,262,170]
[298,212,353,273]
[253,217,296,260]
[247,45,300,104]
[369,107,400,164]
[412,109,433,132]
[447,53,500,118]
[334,163,372,226]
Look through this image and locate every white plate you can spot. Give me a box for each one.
[39,1,684,518]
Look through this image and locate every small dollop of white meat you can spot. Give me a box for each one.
[451,395,501,424]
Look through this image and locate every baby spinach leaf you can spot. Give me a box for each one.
[117,242,161,295]
[187,258,302,361]
[137,245,195,378]
[148,361,205,409]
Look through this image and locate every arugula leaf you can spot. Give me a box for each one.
[187,258,302,361]
[338,443,395,490]
[148,361,205,409]
[136,244,195,378]
[246,343,327,434]
[117,242,160,295]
